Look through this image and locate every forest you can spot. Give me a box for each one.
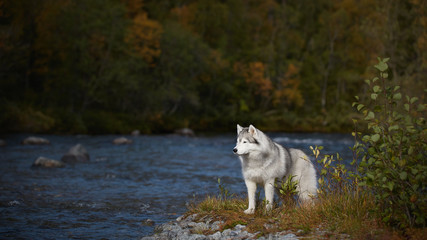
[0,0,426,134]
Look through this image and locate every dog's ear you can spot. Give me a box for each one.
[237,124,243,134]
[248,125,258,137]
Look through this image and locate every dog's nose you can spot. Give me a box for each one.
[233,148,237,153]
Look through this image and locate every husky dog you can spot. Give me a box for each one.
[233,124,317,214]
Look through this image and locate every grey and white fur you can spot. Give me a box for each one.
[233,124,317,214]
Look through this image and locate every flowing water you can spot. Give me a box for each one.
[0,133,354,239]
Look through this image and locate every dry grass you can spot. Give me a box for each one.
[187,190,425,239]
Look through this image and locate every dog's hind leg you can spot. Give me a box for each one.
[244,180,256,214]
[264,178,275,211]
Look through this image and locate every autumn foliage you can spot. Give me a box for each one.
[124,0,162,65]
[0,0,426,133]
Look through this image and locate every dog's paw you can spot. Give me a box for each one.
[244,208,255,214]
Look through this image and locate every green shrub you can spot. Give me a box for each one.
[311,145,358,196]
[353,57,426,228]
[274,175,299,207]
[0,103,56,133]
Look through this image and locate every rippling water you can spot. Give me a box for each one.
[0,133,353,239]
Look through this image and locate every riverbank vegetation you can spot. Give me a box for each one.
[1,0,426,134]
[187,59,426,239]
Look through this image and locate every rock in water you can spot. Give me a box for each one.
[174,128,195,137]
[113,137,132,145]
[61,144,90,163]
[0,139,6,146]
[33,157,65,168]
[22,136,50,145]
[142,219,155,226]
[131,130,140,136]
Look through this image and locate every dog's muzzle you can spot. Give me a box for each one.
[233,148,238,153]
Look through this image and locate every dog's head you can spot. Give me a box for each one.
[233,124,262,155]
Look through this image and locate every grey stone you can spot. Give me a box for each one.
[22,136,50,145]
[234,224,246,231]
[142,219,155,226]
[33,156,65,168]
[61,144,90,162]
[175,128,195,137]
[131,130,140,136]
[221,229,233,237]
[113,137,133,145]
[208,231,222,240]
[279,233,298,240]
[210,221,222,231]
[140,236,156,240]
[160,223,182,232]
[186,234,207,240]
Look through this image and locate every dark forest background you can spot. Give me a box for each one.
[1,0,426,134]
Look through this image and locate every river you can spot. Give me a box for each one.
[0,132,354,239]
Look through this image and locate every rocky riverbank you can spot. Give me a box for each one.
[141,213,350,240]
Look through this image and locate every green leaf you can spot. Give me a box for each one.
[371,134,380,142]
[404,104,410,112]
[394,86,400,91]
[365,111,375,120]
[388,125,399,132]
[408,146,414,155]
[357,104,364,111]
[393,93,402,100]
[387,182,394,191]
[362,135,371,142]
[381,72,388,78]
[400,172,407,180]
[371,93,378,100]
[411,168,418,175]
[410,97,418,104]
[374,58,389,72]
[373,85,380,93]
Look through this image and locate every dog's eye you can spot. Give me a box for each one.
[243,141,247,143]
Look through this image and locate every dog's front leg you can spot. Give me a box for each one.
[244,180,256,214]
[264,178,275,211]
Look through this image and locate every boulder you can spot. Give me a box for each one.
[113,137,132,145]
[61,144,90,163]
[0,139,5,146]
[131,129,140,136]
[175,128,195,137]
[33,156,65,168]
[22,136,50,145]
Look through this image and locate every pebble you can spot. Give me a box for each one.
[142,219,155,226]
[141,214,350,240]
[141,214,258,240]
